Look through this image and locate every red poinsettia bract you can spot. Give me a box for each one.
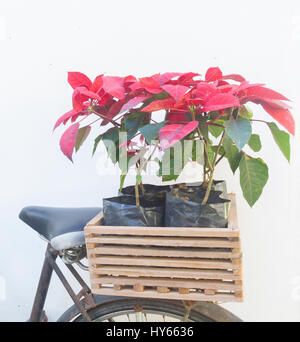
[55,68,294,162]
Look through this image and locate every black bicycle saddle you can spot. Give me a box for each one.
[19,206,101,242]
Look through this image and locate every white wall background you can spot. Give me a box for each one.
[1,0,300,322]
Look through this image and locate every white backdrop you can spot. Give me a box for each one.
[1,0,300,322]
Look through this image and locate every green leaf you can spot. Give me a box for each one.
[239,155,269,207]
[140,92,169,109]
[101,127,120,164]
[119,151,135,174]
[192,140,205,165]
[209,111,223,120]
[139,121,166,144]
[238,105,253,119]
[224,118,252,151]
[199,125,209,142]
[248,134,262,152]
[210,145,225,156]
[93,134,103,155]
[123,112,150,141]
[75,126,91,152]
[158,141,191,182]
[119,154,135,191]
[206,144,215,167]
[120,174,126,191]
[267,122,290,162]
[208,122,224,138]
[223,135,243,173]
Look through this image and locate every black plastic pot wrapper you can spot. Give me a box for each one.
[103,196,164,227]
[165,189,231,228]
[171,180,228,197]
[174,180,230,217]
[119,184,171,201]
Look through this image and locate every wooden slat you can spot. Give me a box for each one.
[133,284,144,292]
[204,289,216,296]
[179,288,189,294]
[86,211,103,227]
[91,287,243,302]
[91,276,242,291]
[91,266,241,281]
[85,226,239,237]
[227,194,238,229]
[90,256,238,270]
[89,246,241,259]
[87,236,240,248]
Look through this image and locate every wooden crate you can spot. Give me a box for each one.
[85,193,243,303]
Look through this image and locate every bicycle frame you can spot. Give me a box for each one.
[29,244,96,322]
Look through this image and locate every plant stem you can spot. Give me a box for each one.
[202,131,225,205]
[138,142,159,174]
[90,108,121,127]
[201,111,224,129]
[134,142,159,206]
[189,106,213,174]
[203,163,207,185]
[135,180,140,206]
[203,143,213,172]
[139,183,145,196]
[204,152,225,175]
[250,119,268,124]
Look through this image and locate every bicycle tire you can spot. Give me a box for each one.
[70,297,242,322]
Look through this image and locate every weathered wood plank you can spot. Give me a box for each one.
[227,194,238,229]
[85,226,240,237]
[86,236,240,248]
[85,211,103,227]
[91,276,242,291]
[89,246,241,259]
[91,266,241,281]
[91,287,243,303]
[91,256,239,270]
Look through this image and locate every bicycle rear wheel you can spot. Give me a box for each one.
[72,298,241,322]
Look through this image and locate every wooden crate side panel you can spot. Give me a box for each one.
[89,256,238,270]
[84,193,243,302]
[86,236,241,249]
[90,265,242,281]
[88,246,241,259]
[227,194,238,229]
[91,287,243,303]
[91,276,242,291]
[85,226,240,237]
[86,211,103,226]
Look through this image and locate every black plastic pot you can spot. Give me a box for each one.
[103,195,165,227]
[171,180,228,199]
[165,188,230,228]
[119,184,171,201]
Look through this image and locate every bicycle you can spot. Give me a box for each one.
[19,205,242,322]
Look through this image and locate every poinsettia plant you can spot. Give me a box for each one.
[54,68,294,207]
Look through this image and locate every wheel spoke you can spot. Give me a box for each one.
[135,311,143,322]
